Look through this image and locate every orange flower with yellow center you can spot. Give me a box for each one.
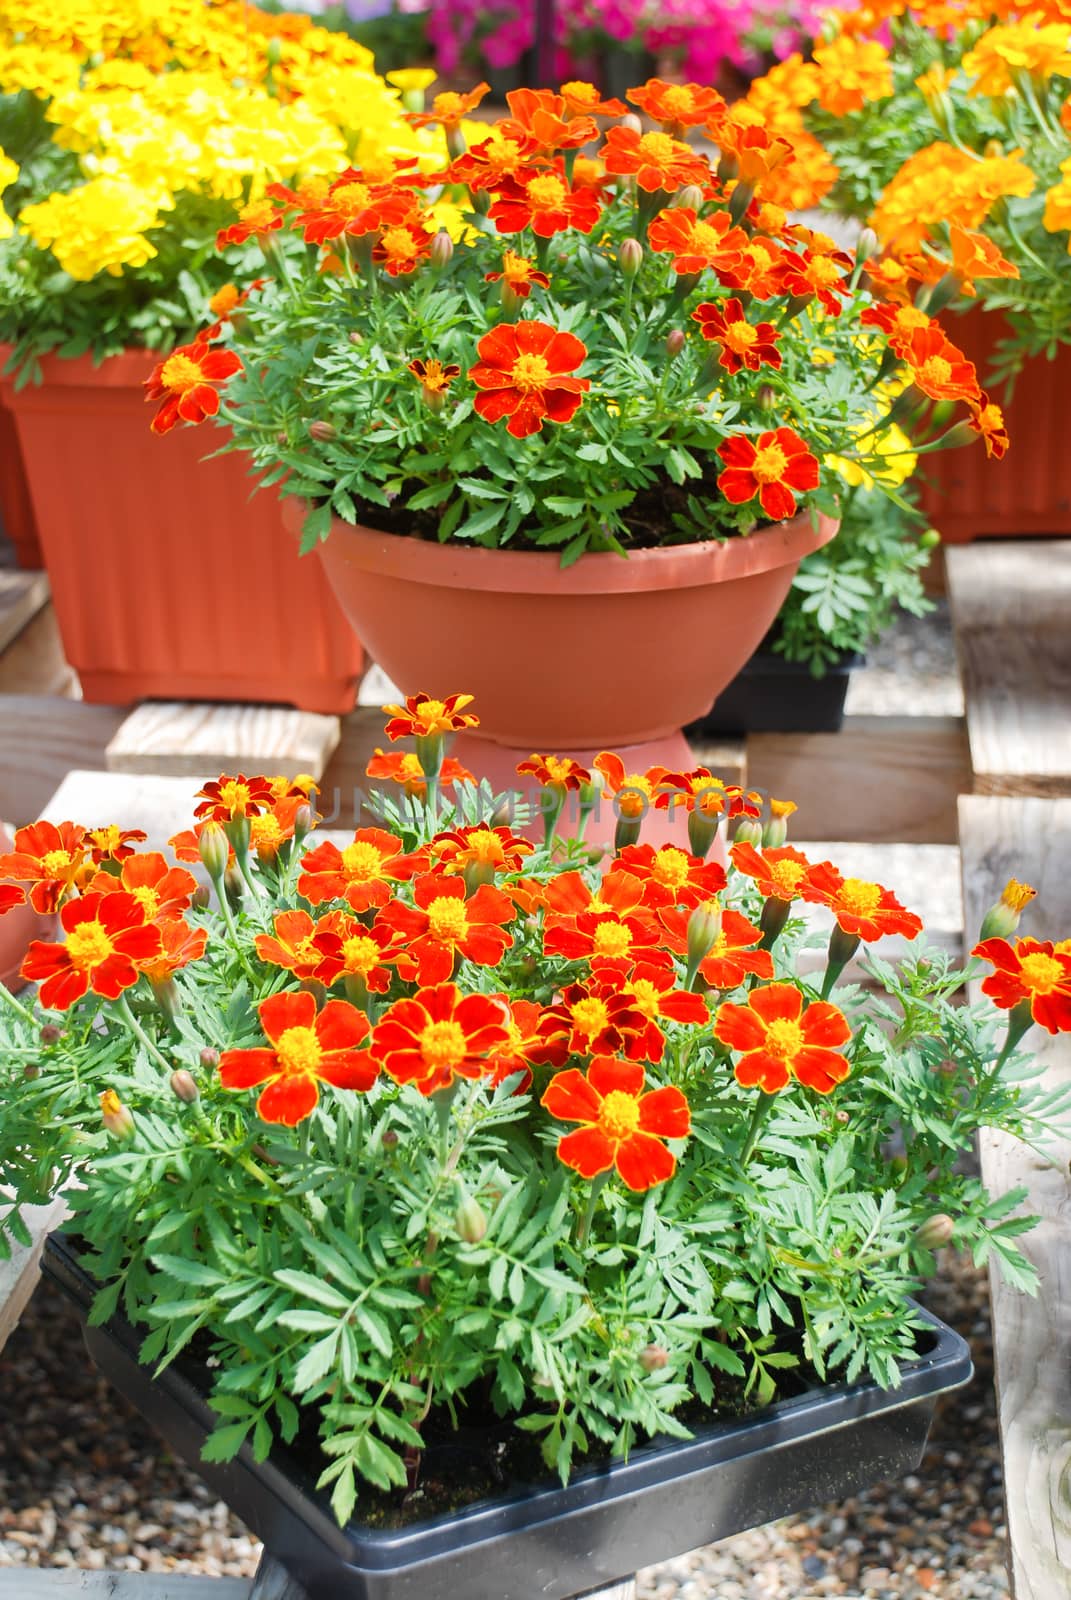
[972,936,1071,1034]
[542,1055,691,1191]
[968,395,1009,460]
[470,321,590,439]
[902,327,981,404]
[731,841,814,904]
[812,36,893,115]
[144,341,242,435]
[21,890,161,1011]
[298,827,416,913]
[948,225,1019,294]
[516,753,592,790]
[294,175,415,245]
[615,843,728,910]
[216,196,281,249]
[378,874,515,986]
[499,87,599,154]
[194,773,276,823]
[593,752,667,821]
[428,824,534,878]
[218,990,376,1125]
[408,357,461,409]
[365,748,475,798]
[0,820,87,914]
[539,980,648,1058]
[255,909,325,979]
[485,252,552,301]
[89,851,196,922]
[445,128,542,191]
[383,692,479,740]
[407,82,491,128]
[488,166,603,239]
[558,81,626,117]
[715,982,852,1095]
[629,77,727,130]
[647,208,748,276]
[601,125,712,193]
[717,427,820,523]
[373,222,432,276]
[692,298,782,375]
[802,863,923,943]
[313,915,398,993]
[371,983,511,1096]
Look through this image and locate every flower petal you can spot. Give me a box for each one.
[638,1084,691,1138]
[615,1130,675,1191]
[556,1124,615,1178]
[258,988,317,1042]
[257,1074,319,1125]
[541,1066,602,1123]
[219,1048,280,1090]
[588,1054,645,1099]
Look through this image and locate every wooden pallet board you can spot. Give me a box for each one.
[0,698,127,825]
[948,541,1071,797]
[0,1196,68,1356]
[0,600,78,698]
[959,793,1071,1600]
[0,569,48,654]
[106,702,341,781]
[40,770,207,852]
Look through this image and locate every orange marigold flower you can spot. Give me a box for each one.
[298,827,416,912]
[692,298,782,375]
[139,917,208,985]
[378,874,516,985]
[488,164,603,239]
[659,903,774,989]
[714,982,852,1094]
[863,253,917,305]
[20,890,162,1011]
[730,840,813,903]
[628,78,727,130]
[716,235,785,298]
[726,787,764,821]
[486,996,565,1090]
[383,692,479,740]
[949,224,1019,293]
[408,356,461,411]
[647,207,748,277]
[293,174,415,246]
[802,862,923,942]
[427,824,534,878]
[615,843,727,910]
[516,753,592,790]
[541,1055,691,1191]
[485,252,551,300]
[971,936,1071,1034]
[312,915,397,994]
[0,820,87,914]
[469,321,590,440]
[215,197,282,250]
[543,888,670,971]
[371,983,511,1096]
[605,962,710,1064]
[255,909,327,979]
[968,393,1009,459]
[365,748,475,797]
[717,427,820,523]
[373,221,433,276]
[902,326,982,404]
[443,127,542,191]
[812,36,893,115]
[539,977,648,1057]
[558,81,627,117]
[653,768,729,818]
[500,88,599,153]
[715,120,795,187]
[144,341,242,435]
[860,301,934,356]
[771,247,852,316]
[539,866,642,919]
[88,851,197,922]
[85,825,148,866]
[593,753,667,820]
[0,884,27,915]
[218,989,376,1125]
[194,773,276,823]
[406,82,491,129]
[601,125,712,193]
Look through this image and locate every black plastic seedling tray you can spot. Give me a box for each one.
[687,650,864,738]
[44,1233,972,1600]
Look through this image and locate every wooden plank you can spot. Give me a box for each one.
[0,1196,68,1354]
[0,698,125,824]
[0,601,78,698]
[748,715,970,844]
[106,702,341,781]
[948,541,1071,796]
[0,568,48,654]
[959,793,1071,1600]
[40,770,206,855]
[0,1576,251,1596]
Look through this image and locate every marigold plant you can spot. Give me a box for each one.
[150,77,997,559]
[1,693,1068,1524]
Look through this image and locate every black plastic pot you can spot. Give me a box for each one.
[44,1234,971,1600]
[686,650,864,739]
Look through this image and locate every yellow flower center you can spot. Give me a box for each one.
[209,283,240,316]
[543,756,575,784]
[502,251,534,285]
[770,799,797,819]
[894,306,930,332]
[616,774,653,819]
[398,753,426,782]
[763,1016,804,1059]
[160,352,203,396]
[768,860,806,898]
[333,181,371,215]
[526,174,567,209]
[597,1088,641,1140]
[433,91,465,121]
[131,884,160,917]
[218,779,252,816]
[341,840,386,880]
[380,226,418,262]
[1018,952,1065,995]
[593,921,633,958]
[806,257,841,287]
[690,221,725,255]
[1001,879,1035,912]
[419,359,453,393]
[837,877,882,916]
[639,131,677,164]
[661,85,696,117]
[426,895,469,942]
[464,829,505,865]
[41,848,73,876]
[239,199,275,229]
[251,816,284,855]
[723,321,759,354]
[510,353,552,392]
[570,996,609,1039]
[419,1018,467,1071]
[752,443,789,484]
[90,827,123,852]
[504,1019,525,1052]
[919,355,952,388]
[342,934,380,974]
[416,697,448,727]
[297,176,330,207]
[651,847,691,889]
[66,919,116,970]
[630,978,660,1018]
[482,134,525,174]
[275,1025,323,1077]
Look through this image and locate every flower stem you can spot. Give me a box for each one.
[209,871,256,982]
[741,1091,777,1164]
[577,1170,610,1245]
[0,979,36,1026]
[114,992,172,1074]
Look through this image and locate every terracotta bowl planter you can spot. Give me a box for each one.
[921,311,1071,542]
[0,377,42,569]
[0,827,52,992]
[297,503,837,830]
[1,351,364,712]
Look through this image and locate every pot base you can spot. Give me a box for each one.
[77,670,358,717]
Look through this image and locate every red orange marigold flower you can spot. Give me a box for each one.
[601,125,711,193]
[88,851,197,922]
[194,773,276,823]
[516,753,592,790]
[469,321,590,440]
[716,427,820,523]
[593,753,667,820]
[902,326,981,404]
[615,843,727,910]
[20,891,162,1011]
[406,82,491,129]
[609,963,710,1064]
[500,88,599,154]
[382,692,479,740]
[730,840,813,903]
[692,298,782,375]
[647,208,747,277]
[659,904,774,990]
[971,937,1071,1034]
[558,81,627,118]
[218,989,376,1126]
[378,874,515,986]
[144,341,242,435]
[427,825,534,878]
[255,909,327,980]
[292,174,415,245]
[628,78,727,130]
[714,982,852,1094]
[542,1055,691,1191]
[365,748,475,797]
[801,863,922,943]
[139,917,208,985]
[0,820,87,914]
[371,983,511,1096]
[215,197,282,250]
[968,394,1009,460]
[488,166,603,240]
[312,916,397,994]
[298,827,415,913]
[485,251,551,299]
[372,221,432,276]
[85,825,148,866]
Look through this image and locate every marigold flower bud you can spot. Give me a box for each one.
[979,878,1037,942]
[40,1024,63,1045]
[170,1069,200,1104]
[100,1089,135,1141]
[198,821,229,880]
[381,1128,399,1150]
[734,817,764,848]
[756,385,779,413]
[763,799,797,849]
[430,230,454,269]
[293,801,316,845]
[915,1213,955,1250]
[266,35,283,66]
[618,237,643,278]
[24,1063,39,1081]
[686,899,722,978]
[919,527,941,550]
[665,328,686,360]
[191,884,211,911]
[640,1343,669,1372]
[620,113,643,134]
[675,185,705,212]
[455,1195,488,1243]
[855,228,879,267]
[199,1046,220,1069]
[308,420,337,442]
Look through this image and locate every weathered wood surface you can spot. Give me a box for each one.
[40,770,206,854]
[0,698,126,825]
[959,793,1071,1600]
[749,715,970,844]
[0,1578,253,1597]
[0,568,49,654]
[948,541,1071,797]
[0,601,78,697]
[0,1196,68,1355]
[106,702,341,781]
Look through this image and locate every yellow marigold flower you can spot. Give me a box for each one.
[19,177,170,280]
[812,37,894,116]
[870,142,1035,251]
[826,421,917,491]
[0,42,82,99]
[0,146,15,241]
[745,53,821,127]
[1043,157,1071,243]
[386,68,438,92]
[757,128,840,212]
[963,18,1071,97]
